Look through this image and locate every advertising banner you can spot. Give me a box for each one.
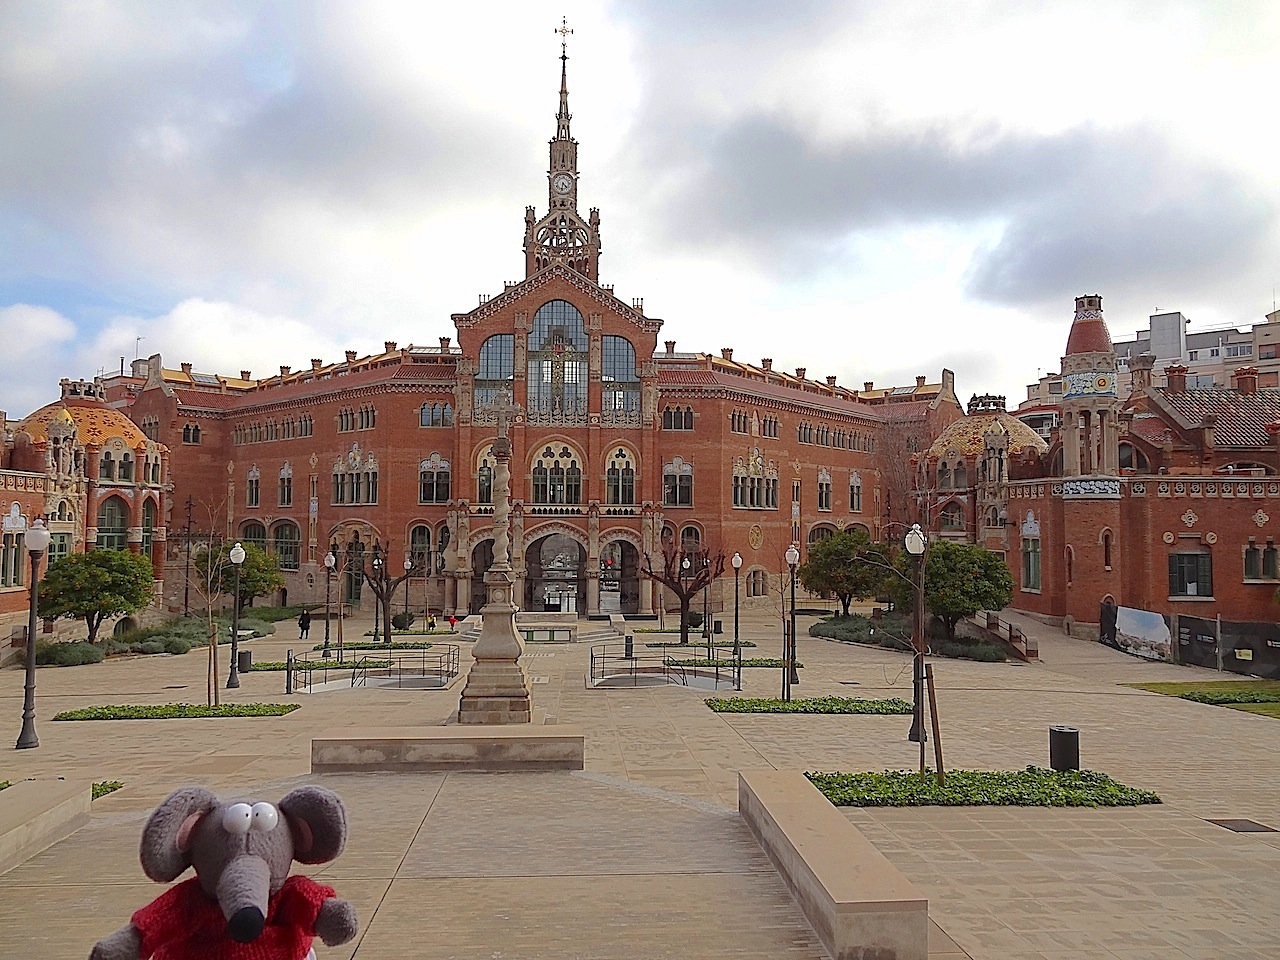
[1175,615,1218,670]
[1114,606,1172,661]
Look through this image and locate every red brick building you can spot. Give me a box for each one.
[101,53,962,622]
[920,295,1280,637]
[0,379,169,653]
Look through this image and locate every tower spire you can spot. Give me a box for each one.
[555,16,573,141]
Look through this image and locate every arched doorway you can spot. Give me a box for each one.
[524,534,585,613]
[599,540,640,615]
[470,539,495,614]
[343,535,365,605]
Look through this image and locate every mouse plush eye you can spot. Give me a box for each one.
[250,802,279,832]
[222,803,253,834]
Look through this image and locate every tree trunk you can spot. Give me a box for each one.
[841,596,852,617]
[85,614,101,644]
[679,597,691,644]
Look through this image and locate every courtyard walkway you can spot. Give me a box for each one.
[1,609,1277,959]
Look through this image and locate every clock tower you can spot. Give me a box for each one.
[523,20,602,281]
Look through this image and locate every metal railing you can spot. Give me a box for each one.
[588,640,741,689]
[976,611,1038,660]
[286,645,461,693]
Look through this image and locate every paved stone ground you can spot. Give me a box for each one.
[1,608,1278,959]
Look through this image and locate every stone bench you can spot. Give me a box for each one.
[0,778,92,876]
[738,770,928,960]
[311,725,585,773]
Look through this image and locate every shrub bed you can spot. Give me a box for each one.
[318,641,434,651]
[93,780,124,799]
[35,641,105,666]
[645,640,756,648]
[666,657,799,668]
[53,703,301,721]
[251,659,390,671]
[1180,689,1280,705]
[706,696,913,714]
[806,766,1161,807]
[810,614,1007,661]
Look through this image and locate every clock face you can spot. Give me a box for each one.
[552,174,573,194]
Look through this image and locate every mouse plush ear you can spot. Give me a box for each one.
[140,786,219,882]
[279,785,348,865]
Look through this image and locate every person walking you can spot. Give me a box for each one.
[427,614,437,633]
[448,615,458,633]
[1098,595,1118,647]
[298,609,312,640]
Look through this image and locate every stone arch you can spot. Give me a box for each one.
[599,526,643,554]
[521,521,589,552]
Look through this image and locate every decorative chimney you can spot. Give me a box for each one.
[665,341,676,356]
[721,348,733,360]
[438,337,451,352]
[311,358,323,371]
[826,376,837,387]
[1164,364,1188,392]
[864,381,874,393]
[761,358,772,371]
[240,370,252,381]
[384,341,397,353]
[344,350,357,363]
[279,365,291,377]
[1129,353,1156,391]
[1232,366,1259,395]
[180,363,193,374]
[916,375,927,388]
[795,368,806,380]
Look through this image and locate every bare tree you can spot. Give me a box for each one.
[641,537,726,645]
[878,407,931,532]
[359,541,421,642]
[184,497,231,706]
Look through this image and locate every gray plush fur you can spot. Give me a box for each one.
[89,784,356,960]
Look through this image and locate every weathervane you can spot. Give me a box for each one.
[556,16,573,57]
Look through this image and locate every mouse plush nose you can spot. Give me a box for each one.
[216,855,272,942]
[228,905,266,942]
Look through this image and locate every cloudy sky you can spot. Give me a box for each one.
[2,1,1278,417]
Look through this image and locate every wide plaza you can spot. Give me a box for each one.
[2,610,1277,960]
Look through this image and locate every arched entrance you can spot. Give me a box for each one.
[525,534,585,613]
[470,539,494,614]
[343,536,365,605]
[599,540,640,615]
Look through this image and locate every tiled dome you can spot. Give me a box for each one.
[926,411,1048,460]
[19,398,148,448]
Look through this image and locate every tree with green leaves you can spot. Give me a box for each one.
[910,540,1014,640]
[38,549,156,643]
[796,529,889,617]
[194,541,284,614]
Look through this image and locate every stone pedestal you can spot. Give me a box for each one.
[458,565,531,724]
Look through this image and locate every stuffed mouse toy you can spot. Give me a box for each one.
[90,784,358,960]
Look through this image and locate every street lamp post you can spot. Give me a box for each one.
[226,542,246,689]
[15,518,51,750]
[403,558,413,628]
[681,555,691,644]
[371,552,383,642]
[904,523,927,754]
[703,556,712,660]
[731,552,742,690]
[323,552,335,653]
[784,544,800,702]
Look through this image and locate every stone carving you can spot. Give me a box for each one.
[749,524,764,550]
[1062,478,1121,498]
[1254,509,1269,527]
[1020,510,1040,537]
[1205,532,1218,544]
[1181,509,1198,528]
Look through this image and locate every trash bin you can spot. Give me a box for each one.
[1049,725,1079,771]
[713,620,723,635]
[624,634,634,659]
[238,650,253,673]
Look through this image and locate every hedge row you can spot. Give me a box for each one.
[807,766,1161,808]
[706,696,913,714]
[52,703,301,721]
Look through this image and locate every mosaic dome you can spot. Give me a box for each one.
[926,411,1048,460]
[18,399,148,448]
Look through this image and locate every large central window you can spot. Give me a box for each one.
[528,300,588,415]
[532,444,583,505]
[476,334,514,410]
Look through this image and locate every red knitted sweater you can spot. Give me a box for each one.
[131,874,334,960]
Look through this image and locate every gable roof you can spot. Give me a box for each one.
[1157,388,1280,447]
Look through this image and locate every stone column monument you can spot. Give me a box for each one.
[458,390,532,724]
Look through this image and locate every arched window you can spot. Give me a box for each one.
[96,496,128,550]
[477,447,494,504]
[273,522,301,571]
[605,448,636,505]
[527,301,589,415]
[808,526,835,544]
[1102,530,1113,569]
[1118,443,1149,472]
[477,335,515,409]
[987,506,1000,528]
[246,465,260,507]
[747,569,769,598]
[663,457,694,507]
[142,499,156,556]
[278,463,293,506]
[601,336,640,413]
[410,524,431,569]
[1065,545,1074,585]
[680,525,702,551]
[953,462,967,487]
[849,472,863,512]
[99,452,116,481]
[531,445,582,505]
[937,463,950,489]
[242,521,267,552]
[940,502,965,530]
[420,454,451,504]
